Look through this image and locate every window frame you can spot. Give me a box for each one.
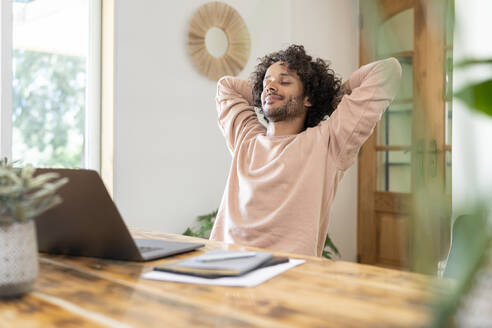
[0,0,13,161]
[87,0,102,171]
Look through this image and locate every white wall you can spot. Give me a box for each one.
[113,0,359,261]
[453,0,492,212]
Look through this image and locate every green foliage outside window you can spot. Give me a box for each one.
[12,49,86,168]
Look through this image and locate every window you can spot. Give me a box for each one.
[1,0,101,170]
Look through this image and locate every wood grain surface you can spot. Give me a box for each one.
[0,230,446,328]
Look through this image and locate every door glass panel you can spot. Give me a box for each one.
[445,0,454,47]
[445,150,452,194]
[444,0,453,147]
[377,151,411,193]
[12,0,88,167]
[445,100,452,145]
[444,49,453,101]
[395,59,413,100]
[376,7,414,194]
[444,0,453,188]
[378,103,412,146]
[377,8,414,55]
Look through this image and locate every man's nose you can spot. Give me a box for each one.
[266,82,277,92]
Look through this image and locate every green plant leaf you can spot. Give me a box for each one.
[322,250,333,259]
[323,234,340,259]
[454,58,492,68]
[183,209,218,239]
[21,164,35,180]
[0,159,67,224]
[432,207,492,327]
[25,172,62,190]
[197,209,218,222]
[183,228,198,237]
[198,220,214,237]
[455,79,492,117]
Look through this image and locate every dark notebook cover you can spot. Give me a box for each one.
[154,250,278,278]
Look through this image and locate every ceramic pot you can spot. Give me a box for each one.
[0,220,39,298]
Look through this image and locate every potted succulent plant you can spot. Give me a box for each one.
[0,159,67,298]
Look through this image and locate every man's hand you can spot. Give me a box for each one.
[334,81,352,108]
[340,81,352,96]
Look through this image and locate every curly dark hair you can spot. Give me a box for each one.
[250,44,342,130]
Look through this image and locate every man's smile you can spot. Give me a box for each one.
[265,94,283,104]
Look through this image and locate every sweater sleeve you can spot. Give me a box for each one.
[322,57,402,170]
[216,76,264,154]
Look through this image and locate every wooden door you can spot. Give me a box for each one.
[357,0,453,271]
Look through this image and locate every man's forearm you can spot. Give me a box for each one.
[347,58,402,96]
[216,77,254,106]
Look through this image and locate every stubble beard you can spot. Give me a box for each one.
[263,95,305,123]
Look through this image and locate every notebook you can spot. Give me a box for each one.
[154,250,275,278]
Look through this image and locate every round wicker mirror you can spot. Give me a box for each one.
[188,2,251,81]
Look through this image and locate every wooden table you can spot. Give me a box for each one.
[0,230,443,327]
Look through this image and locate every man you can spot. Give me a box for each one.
[210,45,401,257]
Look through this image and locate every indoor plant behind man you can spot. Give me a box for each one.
[210,45,401,257]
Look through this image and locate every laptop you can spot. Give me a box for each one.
[34,168,204,261]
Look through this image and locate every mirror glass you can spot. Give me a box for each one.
[205,27,228,58]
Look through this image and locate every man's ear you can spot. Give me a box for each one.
[303,96,312,108]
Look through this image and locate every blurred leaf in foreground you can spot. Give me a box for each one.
[455,79,492,117]
[433,206,491,327]
[454,58,492,117]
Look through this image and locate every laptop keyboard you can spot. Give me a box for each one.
[138,246,164,253]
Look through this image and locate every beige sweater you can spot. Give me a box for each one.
[210,58,402,256]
